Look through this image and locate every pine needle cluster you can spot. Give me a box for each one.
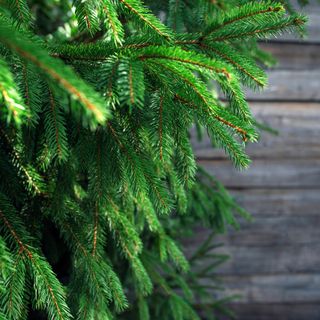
[0,0,306,319]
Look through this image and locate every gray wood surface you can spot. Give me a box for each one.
[245,70,320,101]
[231,189,320,215]
[191,215,320,247]
[259,43,320,70]
[190,4,320,318]
[223,303,320,320]
[199,159,320,188]
[219,274,320,303]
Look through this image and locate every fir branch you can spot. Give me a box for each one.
[0,128,45,195]
[118,0,173,40]
[174,94,246,139]
[0,58,26,124]
[199,42,267,88]
[73,0,100,35]
[128,64,134,104]
[4,253,27,320]
[158,95,164,161]
[210,15,307,41]
[168,0,184,32]
[201,2,285,39]
[138,46,232,79]
[0,196,72,320]
[57,218,128,313]
[101,0,124,45]
[92,203,99,257]
[0,19,109,126]
[0,210,33,260]
[107,122,172,213]
[43,88,69,162]
[5,0,33,27]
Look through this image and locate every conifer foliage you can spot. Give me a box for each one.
[0,1,305,319]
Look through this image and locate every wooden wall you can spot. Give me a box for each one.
[191,2,320,319]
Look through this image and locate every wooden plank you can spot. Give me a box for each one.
[295,0,320,12]
[221,303,320,320]
[187,243,320,274]
[193,102,320,159]
[216,274,320,303]
[231,189,320,215]
[199,159,320,188]
[244,70,320,101]
[188,215,320,247]
[224,215,320,246]
[260,42,320,70]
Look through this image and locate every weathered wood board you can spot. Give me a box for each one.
[190,215,320,247]
[223,303,320,320]
[245,70,320,101]
[231,189,320,215]
[199,159,320,188]
[259,42,320,69]
[219,274,320,303]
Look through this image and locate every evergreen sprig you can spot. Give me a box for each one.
[0,18,109,127]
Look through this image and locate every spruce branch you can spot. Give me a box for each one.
[92,203,99,257]
[0,19,109,127]
[4,0,33,27]
[100,0,124,45]
[139,46,253,121]
[14,61,43,127]
[199,42,267,88]
[158,95,164,161]
[2,253,28,320]
[146,60,254,168]
[174,94,250,141]
[0,58,26,124]
[167,0,184,32]
[43,88,69,162]
[57,218,128,313]
[209,14,307,41]
[0,1,308,318]
[107,122,173,213]
[201,2,285,40]
[117,0,173,40]
[0,195,72,320]
[0,128,46,195]
[137,46,232,79]
[73,0,100,35]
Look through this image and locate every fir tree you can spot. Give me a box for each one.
[0,1,306,319]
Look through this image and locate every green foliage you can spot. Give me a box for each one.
[74,0,100,35]
[0,58,26,125]
[117,0,173,40]
[0,0,306,319]
[3,0,32,27]
[0,18,109,127]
